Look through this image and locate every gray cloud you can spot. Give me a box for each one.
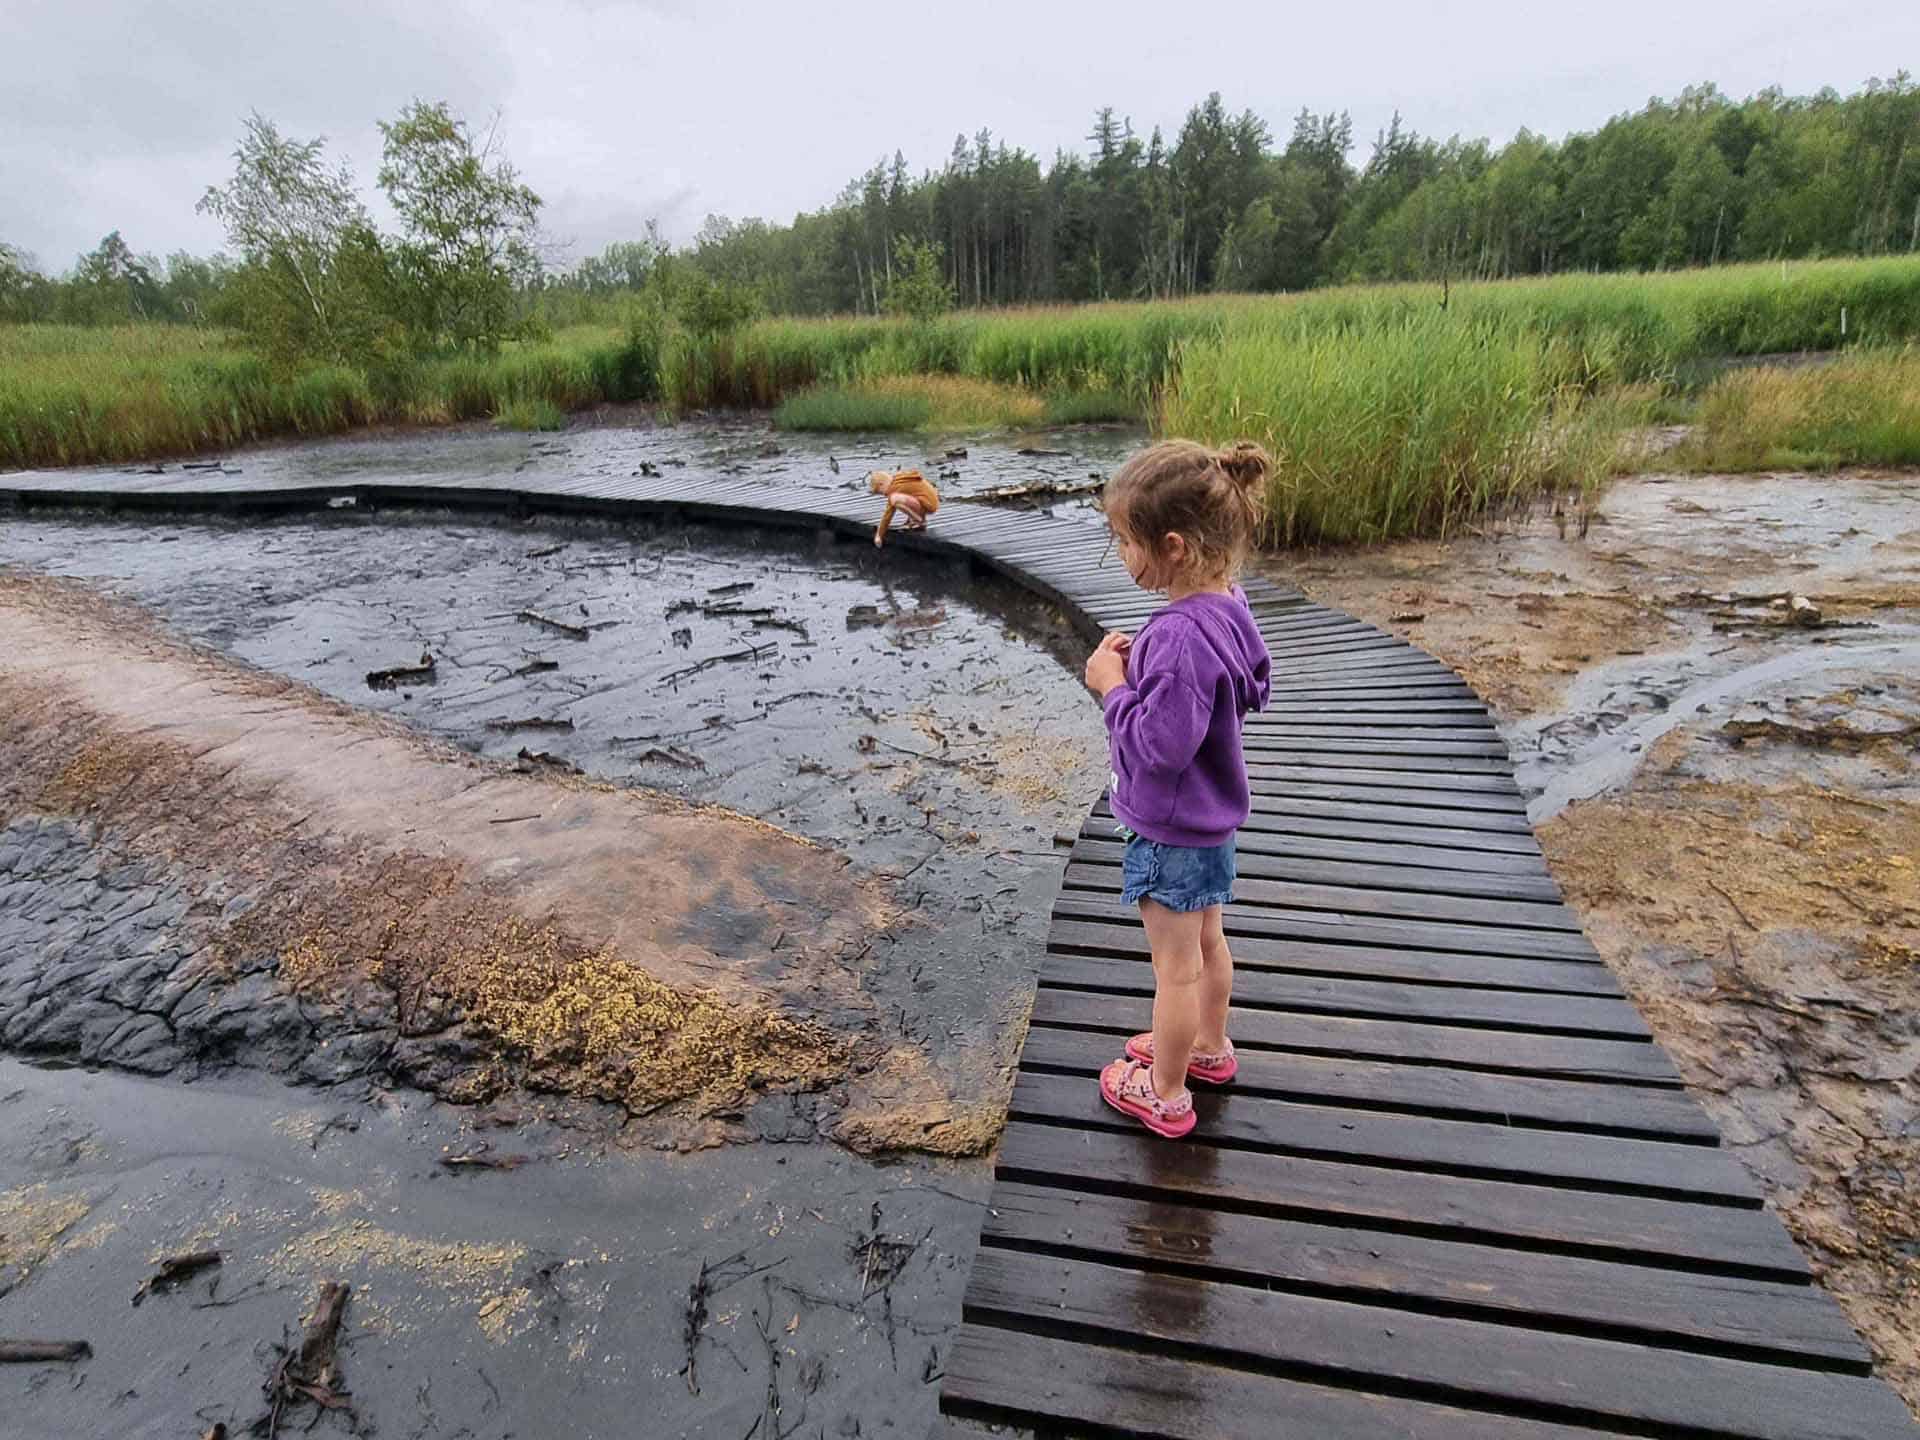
[6,0,1916,272]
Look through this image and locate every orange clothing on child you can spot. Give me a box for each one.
[873,469,940,543]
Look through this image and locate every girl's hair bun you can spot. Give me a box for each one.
[1216,441,1271,491]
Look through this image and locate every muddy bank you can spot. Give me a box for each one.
[0,513,1105,1151]
[1262,466,1920,1411]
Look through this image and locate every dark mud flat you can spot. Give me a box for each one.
[0,490,1112,1437]
[146,410,1142,517]
[0,1055,979,1440]
[0,509,1106,874]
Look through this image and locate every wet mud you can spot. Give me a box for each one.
[1264,467,1920,1412]
[0,424,1121,1438]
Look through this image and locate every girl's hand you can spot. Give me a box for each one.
[1084,632,1131,697]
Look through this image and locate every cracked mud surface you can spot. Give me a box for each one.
[0,434,1112,1439]
[1261,467,1920,1413]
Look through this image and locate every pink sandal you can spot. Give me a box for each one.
[1099,1057,1196,1139]
[1125,1033,1238,1086]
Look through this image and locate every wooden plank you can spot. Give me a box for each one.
[1072,836,1561,901]
[1249,776,1529,814]
[1026,989,1676,1084]
[1039,957,1649,1038]
[1061,863,1585,937]
[1248,749,1517,776]
[1242,725,1506,747]
[1251,701,1496,720]
[979,1183,1867,1367]
[1008,1072,1753,1202]
[1081,815,1551,878]
[941,1326,1623,1440]
[1045,916,1613,994]
[960,1252,1916,1440]
[992,1123,1802,1275]
[1019,1026,1711,1141]
[1091,798,1540,853]
[1051,890,1604,966]
[1229,795,1538,841]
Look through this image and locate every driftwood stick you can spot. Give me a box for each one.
[517,610,591,641]
[0,1339,92,1363]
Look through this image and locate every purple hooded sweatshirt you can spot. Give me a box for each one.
[1102,586,1272,847]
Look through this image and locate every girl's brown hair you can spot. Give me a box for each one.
[1104,439,1270,586]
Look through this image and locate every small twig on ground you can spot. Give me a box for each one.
[483,716,575,733]
[630,745,707,770]
[660,642,777,688]
[1706,879,1759,932]
[366,653,436,690]
[517,610,591,641]
[0,1340,92,1364]
[438,1145,530,1172]
[486,813,542,826]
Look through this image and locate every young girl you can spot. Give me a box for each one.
[1082,440,1272,1138]
[868,468,940,547]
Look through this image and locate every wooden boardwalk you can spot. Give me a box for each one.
[4,462,1916,1439]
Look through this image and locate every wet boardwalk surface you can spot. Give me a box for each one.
[5,459,1916,1439]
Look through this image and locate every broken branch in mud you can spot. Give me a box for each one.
[507,657,559,678]
[0,1339,92,1364]
[365,652,436,690]
[517,610,591,641]
[665,600,807,638]
[659,641,777,688]
[438,1145,529,1172]
[527,544,566,559]
[260,1280,354,1440]
[131,1250,222,1306]
[515,747,582,774]
[971,475,1106,505]
[628,745,707,770]
[1722,716,1920,752]
[483,716,575,733]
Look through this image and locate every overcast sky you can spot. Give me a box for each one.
[7,0,1917,272]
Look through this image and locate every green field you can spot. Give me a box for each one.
[6,257,1919,544]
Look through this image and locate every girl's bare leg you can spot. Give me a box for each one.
[896,496,928,529]
[1140,898,1206,1101]
[1197,905,1233,1054]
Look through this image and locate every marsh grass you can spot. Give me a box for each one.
[1164,314,1602,544]
[9,256,1920,545]
[1673,347,1920,471]
[0,323,654,468]
[775,375,1045,433]
[493,397,568,431]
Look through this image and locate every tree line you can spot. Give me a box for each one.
[5,73,1918,341]
[660,74,1920,315]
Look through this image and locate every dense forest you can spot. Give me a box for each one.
[5,73,1919,329]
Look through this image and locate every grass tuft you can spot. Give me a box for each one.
[1673,346,1920,472]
